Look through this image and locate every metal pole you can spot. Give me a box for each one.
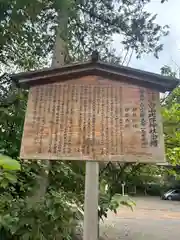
[83,161,99,240]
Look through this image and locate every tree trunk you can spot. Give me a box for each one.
[30,8,69,203]
[51,10,69,67]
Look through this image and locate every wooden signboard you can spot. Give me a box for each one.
[20,75,165,162]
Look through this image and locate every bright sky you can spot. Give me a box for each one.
[113,0,180,75]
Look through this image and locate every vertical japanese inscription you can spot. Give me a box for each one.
[32,87,39,147]
[148,91,158,147]
[37,86,44,153]
[139,88,147,147]
[119,86,123,154]
[132,107,138,129]
[100,86,105,155]
[48,85,53,153]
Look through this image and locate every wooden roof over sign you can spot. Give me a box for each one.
[11,54,179,92]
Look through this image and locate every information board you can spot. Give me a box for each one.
[20,76,165,162]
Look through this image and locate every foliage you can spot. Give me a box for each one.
[99,179,135,220]
[100,162,164,197]
[163,101,180,165]
[161,67,180,166]
[0,159,85,239]
[0,0,169,72]
[0,191,82,240]
[158,65,180,189]
[0,154,20,171]
[160,65,177,78]
[0,154,20,192]
[127,164,162,185]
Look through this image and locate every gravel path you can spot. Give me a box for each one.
[99,197,180,240]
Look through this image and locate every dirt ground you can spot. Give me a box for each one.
[100,196,180,240]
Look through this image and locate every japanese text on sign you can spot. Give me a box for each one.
[20,76,165,162]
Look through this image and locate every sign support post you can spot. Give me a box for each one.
[83,161,99,240]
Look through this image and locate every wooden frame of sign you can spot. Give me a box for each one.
[12,60,179,163]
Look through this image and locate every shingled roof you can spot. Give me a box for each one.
[11,59,179,92]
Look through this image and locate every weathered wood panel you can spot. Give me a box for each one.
[20,76,165,162]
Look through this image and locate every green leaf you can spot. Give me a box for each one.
[4,172,17,182]
[0,154,21,170]
[0,179,9,188]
